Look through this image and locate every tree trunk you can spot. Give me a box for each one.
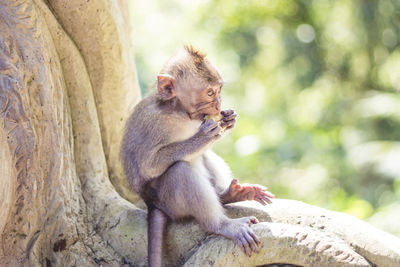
[0,0,399,266]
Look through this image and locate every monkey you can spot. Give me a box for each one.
[120,45,275,267]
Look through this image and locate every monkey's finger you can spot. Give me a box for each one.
[209,126,223,137]
[262,191,275,198]
[255,196,268,206]
[244,232,259,253]
[248,229,261,245]
[221,109,234,116]
[258,195,272,204]
[256,190,275,199]
[256,191,273,200]
[225,124,235,130]
[222,113,237,121]
[221,119,236,127]
[256,191,274,202]
[220,119,236,129]
[222,116,236,123]
[201,120,219,133]
[259,195,273,204]
[203,125,221,136]
[239,237,252,257]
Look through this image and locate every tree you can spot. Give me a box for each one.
[0,0,399,266]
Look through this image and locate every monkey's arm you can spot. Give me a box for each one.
[141,120,222,179]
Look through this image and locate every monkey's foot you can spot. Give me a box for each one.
[220,179,275,205]
[217,216,260,256]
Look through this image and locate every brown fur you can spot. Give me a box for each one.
[159,46,222,88]
[184,44,206,64]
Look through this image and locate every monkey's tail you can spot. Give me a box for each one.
[147,207,168,267]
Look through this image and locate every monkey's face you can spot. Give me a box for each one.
[158,46,225,121]
[177,78,223,121]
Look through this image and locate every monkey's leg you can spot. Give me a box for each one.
[220,179,275,205]
[147,207,167,267]
[155,161,260,256]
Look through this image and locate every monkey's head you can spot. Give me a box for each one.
[157,45,224,121]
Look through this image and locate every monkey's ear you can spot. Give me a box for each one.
[157,74,176,100]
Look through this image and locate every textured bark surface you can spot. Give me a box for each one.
[0,0,400,266]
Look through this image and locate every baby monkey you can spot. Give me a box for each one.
[121,46,274,267]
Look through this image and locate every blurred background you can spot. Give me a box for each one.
[128,0,400,237]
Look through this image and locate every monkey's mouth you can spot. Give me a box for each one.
[191,107,220,121]
[196,103,220,121]
[188,111,206,121]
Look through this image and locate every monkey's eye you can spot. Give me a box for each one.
[207,89,214,96]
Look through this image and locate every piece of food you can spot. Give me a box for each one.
[204,114,226,133]
[204,114,223,122]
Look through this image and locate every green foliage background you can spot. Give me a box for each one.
[129,0,400,237]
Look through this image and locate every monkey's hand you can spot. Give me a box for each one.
[220,179,275,205]
[218,216,260,256]
[196,119,223,143]
[220,109,237,131]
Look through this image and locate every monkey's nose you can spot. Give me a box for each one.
[215,104,220,113]
[215,98,221,111]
